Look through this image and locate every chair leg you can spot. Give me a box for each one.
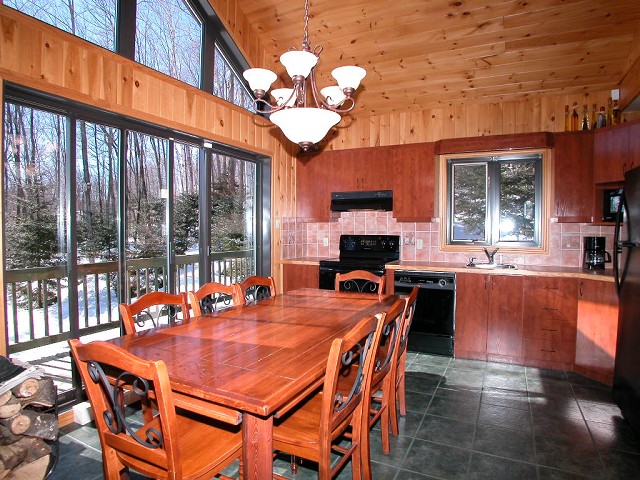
[290,454,298,474]
[389,372,400,437]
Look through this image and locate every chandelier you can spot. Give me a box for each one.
[243,0,366,151]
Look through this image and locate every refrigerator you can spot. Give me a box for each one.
[613,165,640,435]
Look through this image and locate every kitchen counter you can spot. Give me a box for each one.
[281,258,615,282]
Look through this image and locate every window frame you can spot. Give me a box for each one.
[439,149,550,254]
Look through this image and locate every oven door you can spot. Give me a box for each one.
[319,263,385,290]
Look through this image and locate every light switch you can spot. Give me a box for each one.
[416,239,424,249]
[323,238,329,247]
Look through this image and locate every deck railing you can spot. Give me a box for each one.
[4,250,254,355]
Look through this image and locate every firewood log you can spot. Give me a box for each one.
[21,438,50,464]
[18,379,55,409]
[0,393,12,408]
[0,411,57,441]
[2,453,49,480]
[0,439,29,471]
[10,380,39,399]
[0,424,19,446]
[0,399,20,420]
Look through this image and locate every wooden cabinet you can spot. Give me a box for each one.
[630,123,640,173]
[521,277,578,369]
[553,131,594,222]
[392,143,435,221]
[282,264,320,292]
[454,273,488,359]
[487,275,524,359]
[455,273,523,361]
[575,278,619,385]
[296,153,331,220]
[594,124,631,184]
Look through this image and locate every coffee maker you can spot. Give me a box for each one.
[583,236,612,270]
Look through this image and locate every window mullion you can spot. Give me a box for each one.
[488,160,501,245]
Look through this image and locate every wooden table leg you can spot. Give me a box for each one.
[242,413,273,479]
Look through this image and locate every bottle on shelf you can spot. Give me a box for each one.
[613,100,621,125]
[597,106,607,128]
[564,105,571,131]
[607,97,615,126]
[582,104,590,130]
[571,102,579,131]
[591,103,598,130]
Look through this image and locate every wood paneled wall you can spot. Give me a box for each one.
[323,94,640,150]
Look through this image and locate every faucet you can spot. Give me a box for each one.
[482,247,499,264]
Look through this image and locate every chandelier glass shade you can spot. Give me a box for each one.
[243,0,366,151]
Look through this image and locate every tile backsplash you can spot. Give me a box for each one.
[282,211,616,269]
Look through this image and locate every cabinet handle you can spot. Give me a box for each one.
[542,286,559,290]
[541,349,556,353]
[542,328,557,332]
[542,307,558,311]
[579,281,584,297]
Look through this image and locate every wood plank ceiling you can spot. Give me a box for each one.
[235,0,640,118]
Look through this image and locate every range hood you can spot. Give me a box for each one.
[330,190,393,212]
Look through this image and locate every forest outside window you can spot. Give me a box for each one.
[446,152,543,248]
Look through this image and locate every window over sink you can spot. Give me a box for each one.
[441,149,549,251]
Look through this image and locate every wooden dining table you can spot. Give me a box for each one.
[107,287,399,479]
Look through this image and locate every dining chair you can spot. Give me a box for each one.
[68,339,243,480]
[272,313,384,480]
[188,282,243,316]
[119,291,190,335]
[389,286,419,436]
[234,275,276,304]
[334,270,386,297]
[356,298,406,480]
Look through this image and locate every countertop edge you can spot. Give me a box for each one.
[281,258,615,282]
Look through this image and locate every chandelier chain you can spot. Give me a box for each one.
[303,0,310,50]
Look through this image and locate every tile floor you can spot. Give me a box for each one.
[47,352,640,479]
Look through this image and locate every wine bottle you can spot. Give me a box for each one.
[613,100,621,124]
[591,103,598,130]
[582,105,590,130]
[571,102,579,131]
[597,106,606,128]
[564,105,571,131]
[607,97,615,126]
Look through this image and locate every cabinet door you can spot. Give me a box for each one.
[454,273,488,357]
[282,264,319,292]
[522,277,578,365]
[296,153,330,220]
[629,123,640,174]
[392,143,435,222]
[575,279,619,385]
[553,132,594,222]
[487,275,524,358]
[594,126,630,184]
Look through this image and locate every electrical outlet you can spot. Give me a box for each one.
[323,238,329,247]
[416,239,424,249]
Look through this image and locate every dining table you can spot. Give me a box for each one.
[107,287,400,479]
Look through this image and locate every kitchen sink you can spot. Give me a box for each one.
[466,263,517,270]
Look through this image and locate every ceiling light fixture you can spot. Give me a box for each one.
[243,0,366,151]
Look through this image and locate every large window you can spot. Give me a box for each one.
[4,0,117,50]
[446,152,543,248]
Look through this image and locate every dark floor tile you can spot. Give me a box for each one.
[571,384,613,404]
[415,414,476,449]
[527,380,575,398]
[391,409,424,438]
[473,423,536,463]
[477,403,532,432]
[481,387,530,411]
[537,466,594,479]
[48,438,103,480]
[531,411,593,443]
[600,448,640,480]
[433,385,482,404]
[525,367,569,383]
[402,439,471,480]
[369,461,399,480]
[409,353,451,367]
[440,369,485,390]
[404,390,434,415]
[565,372,609,389]
[404,371,442,395]
[483,372,528,391]
[535,435,605,477]
[578,400,624,425]
[368,430,414,467]
[467,452,537,480]
[408,363,448,376]
[447,358,486,372]
[427,394,480,423]
[485,362,526,374]
[60,422,102,450]
[529,395,583,420]
[588,418,640,454]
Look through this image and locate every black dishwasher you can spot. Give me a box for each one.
[394,270,456,357]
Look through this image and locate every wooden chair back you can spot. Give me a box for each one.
[396,286,419,362]
[371,298,405,388]
[188,282,242,316]
[335,270,386,297]
[69,339,184,478]
[234,275,276,304]
[119,291,189,335]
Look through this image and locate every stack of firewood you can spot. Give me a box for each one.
[0,377,57,479]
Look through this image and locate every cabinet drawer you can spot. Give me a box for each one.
[523,316,576,341]
[522,337,575,363]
